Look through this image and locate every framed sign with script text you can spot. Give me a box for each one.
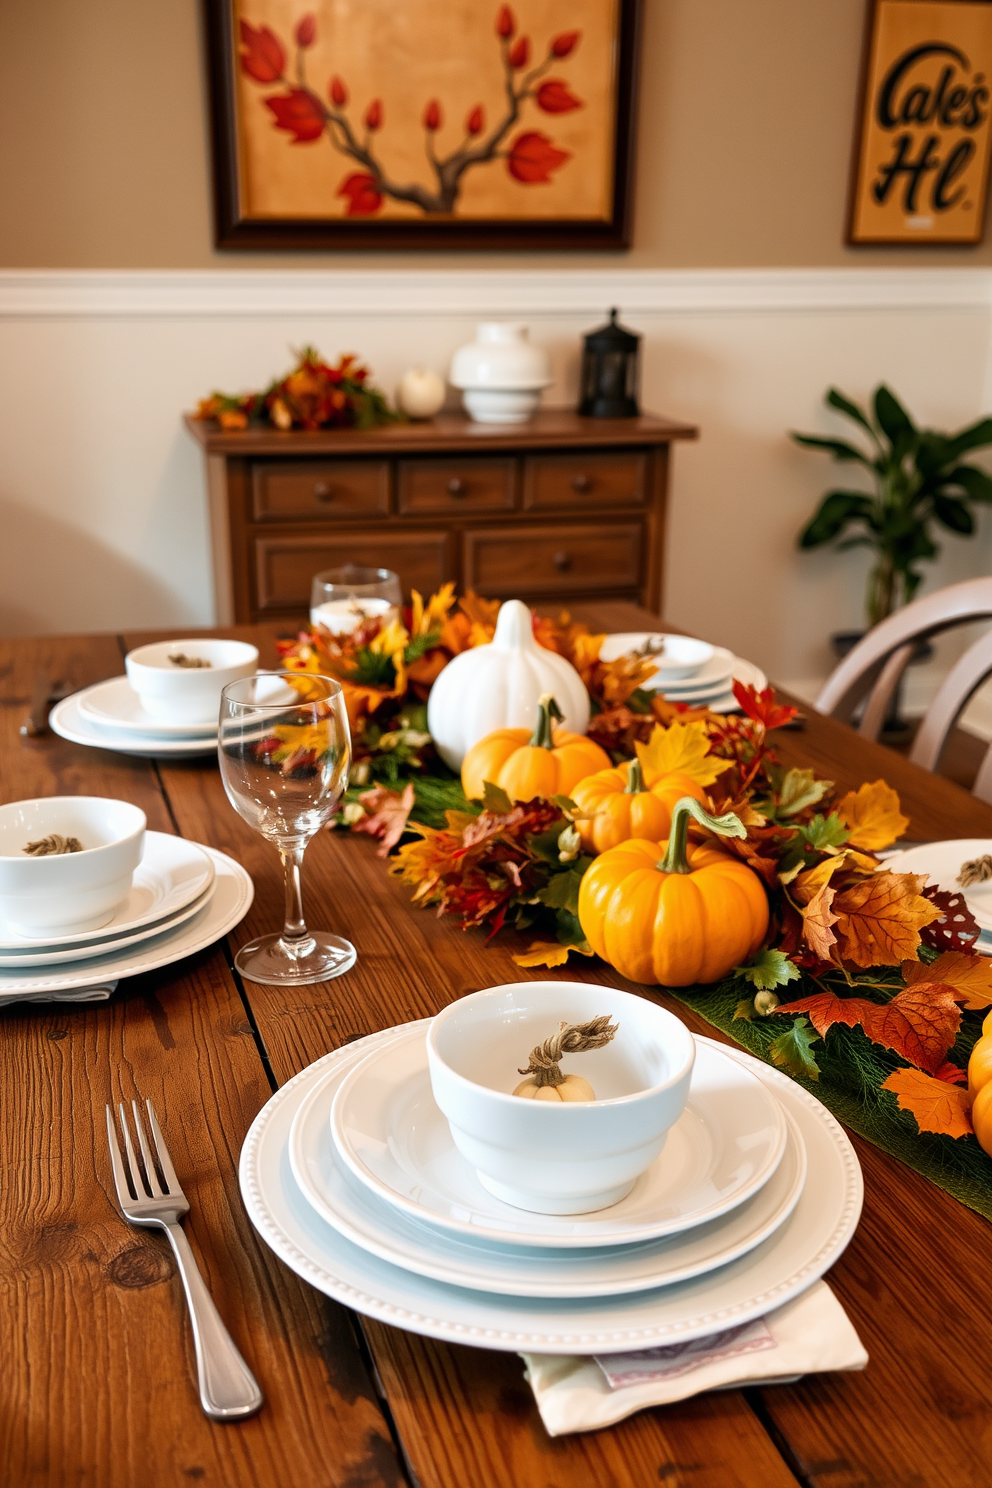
[849,0,992,244]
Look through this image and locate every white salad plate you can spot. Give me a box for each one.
[77,676,219,738]
[0,847,252,995]
[289,1032,807,1297]
[884,839,992,933]
[240,1032,862,1354]
[51,689,218,759]
[0,832,216,955]
[330,1025,788,1247]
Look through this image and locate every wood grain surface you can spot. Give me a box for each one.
[7,605,992,1487]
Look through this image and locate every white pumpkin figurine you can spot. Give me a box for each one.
[427,598,590,771]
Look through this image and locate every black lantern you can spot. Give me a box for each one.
[578,308,640,418]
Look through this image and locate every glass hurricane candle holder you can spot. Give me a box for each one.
[218,672,355,986]
[310,565,402,637]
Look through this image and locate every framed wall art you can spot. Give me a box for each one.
[848,0,992,244]
[203,0,640,250]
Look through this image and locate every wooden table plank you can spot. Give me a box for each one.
[0,636,402,1488]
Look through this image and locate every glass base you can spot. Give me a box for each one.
[235,931,357,986]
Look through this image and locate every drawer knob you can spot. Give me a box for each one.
[447,476,467,497]
[313,481,334,501]
[553,550,572,572]
[571,473,592,493]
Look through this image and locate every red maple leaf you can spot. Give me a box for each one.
[787,986,962,1076]
[239,21,286,83]
[536,80,583,113]
[731,681,798,731]
[338,172,384,216]
[507,131,571,184]
[294,13,316,48]
[920,885,981,952]
[265,89,326,142]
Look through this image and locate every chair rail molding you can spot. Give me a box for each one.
[0,267,990,319]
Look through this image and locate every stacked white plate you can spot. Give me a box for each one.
[599,633,767,713]
[884,838,992,956]
[0,832,254,998]
[50,677,218,759]
[240,1020,862,1354]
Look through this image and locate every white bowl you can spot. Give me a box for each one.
[426,981,696,1214]
[125,639,258,724]
[461,388,544,425]
[599,633,716,680]
[0,797,146,936]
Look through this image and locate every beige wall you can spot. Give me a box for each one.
[3,0,992,270]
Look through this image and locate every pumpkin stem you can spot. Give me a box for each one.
[657,796,746,875]
[624,757,645,795]
[518,1015,619,1087]
[529,693,564,750]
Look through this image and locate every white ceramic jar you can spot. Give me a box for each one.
[449,323,552,424]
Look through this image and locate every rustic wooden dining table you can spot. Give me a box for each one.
[4,598,992,1488]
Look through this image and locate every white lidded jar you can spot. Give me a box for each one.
[449,322,552,424]
[427,598,589,770]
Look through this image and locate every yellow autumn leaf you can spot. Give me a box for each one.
[832,870,940,967]
[511,941,593,969]
[792,855,845,906]
[881,1067,973,1139]
[837,779,909,851]
[635,720,731,789]
[903,951,992,1010]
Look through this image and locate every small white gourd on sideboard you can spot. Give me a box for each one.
[427,599,590,771]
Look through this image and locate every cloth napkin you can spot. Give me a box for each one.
[520,1280,867,1436]
[0,980,118,1009]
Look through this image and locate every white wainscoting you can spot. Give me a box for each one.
[2,267,991,700]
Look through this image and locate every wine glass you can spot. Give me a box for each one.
[310,564,402,637]
[218,672,355,985]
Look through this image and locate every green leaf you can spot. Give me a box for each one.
[915,431,951,478]
[826,387,876,437]
[799,812,850,851]
[481,780,513,813]
[791,433,872,465]
[768,1016,821,1081]
[873,385,916,445]
[551,794,579,813]
[536,865,589,917]
[402,628,442,664]
[734,999,755,1022]
[944,416,992,462]
[554,908,590,949]
[774,767,831,818]
[351,646,397,686]
[798,491,875,548]
[946,464,992,503]
[933,494,974,535]
[734,949,802,992]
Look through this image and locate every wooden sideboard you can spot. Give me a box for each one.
[185,409,698,624]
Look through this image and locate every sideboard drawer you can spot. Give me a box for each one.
[251,461,390,521]
[252,530,453,611]
[397,458,516,514]
[522,452,647,510]
[463,522,643,596]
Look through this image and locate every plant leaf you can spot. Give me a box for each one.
[798,491,875,548]
[802,883,840,961]
[788,984,961,1075]
[832,871,941,967]
[791,432,872,465]
[768,1017,821,1080]
[730,684,798,730]
[635,719,731,787]
[903,950,992,1010]
[874,384,916,444]
[826,387,876,436]
[944,416,992,462]
[535,865,588,917]
[920,885,981,952]
[734,999,755,1021]
[734,948,801,991]
[881,1068,973,1139]
[351,783,415,857]
[836,779,909,850]
[946,464,992,503]
[512,941,573,968]
[774,767,832,817]
[799,813,850,851]
[481,780,513,814]
[933,494,974,535]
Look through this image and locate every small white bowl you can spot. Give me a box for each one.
[599,633,716,680]
[461,388,544,425]
[427,981,695,1214]
[125,639,258,724]
[0,797,146,936]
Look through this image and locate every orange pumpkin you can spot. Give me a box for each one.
[571,758,707,855]
[578,796,769,986]
[968,1010,992,1155]
[461,694,610,803]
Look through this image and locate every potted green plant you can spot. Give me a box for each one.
[793,385,992,627]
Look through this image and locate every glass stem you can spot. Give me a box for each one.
[279,844,312,953]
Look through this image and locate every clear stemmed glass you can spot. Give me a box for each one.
[309,564,402,637]
[218,672,355,986]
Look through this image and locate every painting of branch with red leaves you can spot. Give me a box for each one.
[204,0,639,249]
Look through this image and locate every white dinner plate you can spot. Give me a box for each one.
[240,1032,862,1353]
[76,676,219,738]
[50,689,218,758]
[0,832,216,953]
[289,1034,806,1296]
[330,1026,787,1247]
[883,839,992,933]
[0,883,215,966]
[0,847,253,995]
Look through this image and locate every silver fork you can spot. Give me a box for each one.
[106,1098,264,1421]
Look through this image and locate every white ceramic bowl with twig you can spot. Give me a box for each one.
[125,639,258,724]
[0,797,146,936]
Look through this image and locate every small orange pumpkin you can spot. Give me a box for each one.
[461,693,610,803]
[968,1010,992,1155]
[571,757,707,855]
[578,796,769,986]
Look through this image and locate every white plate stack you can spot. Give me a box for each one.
[0,833,254,999]
[240,1020,863,1355]
[599,633,768,712]
[884,838,992,956]
[50,677,220,759]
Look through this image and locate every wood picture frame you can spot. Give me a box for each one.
[203,0,640,251]
[847,0,992,245]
